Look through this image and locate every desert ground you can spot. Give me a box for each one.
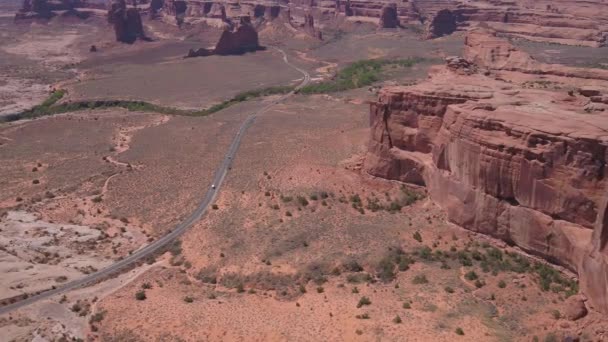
[1,0,608,341]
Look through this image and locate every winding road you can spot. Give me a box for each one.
[0,47,310,316]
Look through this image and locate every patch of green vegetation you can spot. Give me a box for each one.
[299,58,423,94]
[357,296,372,308]
[2,85,294,123]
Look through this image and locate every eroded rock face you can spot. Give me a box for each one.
[189,17,262,57]
[108,0,146,44]
[149,0,163,18]
[426,9,457,39]
[364,29,608,313]
[379,3,399,28]
[303,12,322,40]
[214,18,260,55]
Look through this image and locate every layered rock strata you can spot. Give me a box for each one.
[364,28,608,312]
[108,0,146,43]
[187,16,262,57]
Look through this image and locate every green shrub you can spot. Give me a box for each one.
[412,274,428,284]
[135,290,146,300]
[465,271,478,281]
[357,296,371,308]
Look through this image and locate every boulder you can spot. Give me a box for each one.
[563,295,588,321]
[579,87,602,97]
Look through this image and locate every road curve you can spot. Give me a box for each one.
[0,47,310,316]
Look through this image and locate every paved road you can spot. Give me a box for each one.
[0,47,310,316]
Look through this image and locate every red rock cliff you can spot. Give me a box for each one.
[364,30,608,312]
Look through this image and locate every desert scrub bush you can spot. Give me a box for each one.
[141,282,152,289]
[455,327,464,335]
[89,310,106,324]
[498,280,507,288]
[357,296,371,308]
[212,204,219,210]
[474,279,485,288]
[403,302,411,309]
[184,296,194,303]
[341,258,364,273]
[316,286,324,293]
[393,315,402,324]
[412,274,428,284]
[413,231,422,243]
[444,286,454,294]
[355,313,370,319]
[297,196,309,207]
[465,271,478,281]
[135,290,146,300]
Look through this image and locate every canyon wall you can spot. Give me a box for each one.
[364,29,608,312]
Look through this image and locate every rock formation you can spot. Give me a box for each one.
[303,12,322,40]
[15,0,54,19]
[425,9,457,39]
[149,0,163,19]
[108,0,146,44]
[378,3,399,28]
[187,16,262,57]
[15,0,93,19]
[364,28,608,313]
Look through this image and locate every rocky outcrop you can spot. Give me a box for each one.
[214,17,259,54]
[379,3,399,28]
[15,0,54,19]
[108,0,146,44]
[463,29,608,81]
[149,0,163,19]
[187,17,262,57]
[425,9,457,39]
[303,12,322,40]
[364,29,608,313]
